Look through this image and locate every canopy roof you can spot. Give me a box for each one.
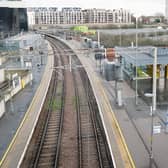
[115,46,168,66]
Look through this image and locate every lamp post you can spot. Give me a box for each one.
[144,47,157,167]
[153,47,157,111]
[114,16,122,104]
[118,16,122,46]
[135,15,138,105]
[97,30,103,73]
[97,30,100,48]
[134,14,142,105]
[7,73,14,114]
[144,93,154,168]
[135,16,138,48]
[149,105,154,168]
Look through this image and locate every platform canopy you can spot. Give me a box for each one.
[115,46,168,66]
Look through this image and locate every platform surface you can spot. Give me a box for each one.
[0,43,53,168]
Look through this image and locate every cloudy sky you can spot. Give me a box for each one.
[23,0,165,16]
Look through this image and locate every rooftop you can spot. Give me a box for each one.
[116,46,168,66]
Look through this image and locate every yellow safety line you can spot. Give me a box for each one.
[0,41,53,167]
[98,82,135,168]
[83,59,135,167]
[0,82,42,167]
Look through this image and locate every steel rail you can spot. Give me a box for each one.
[33,40,59,168]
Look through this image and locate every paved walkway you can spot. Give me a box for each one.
[0,53,47,160]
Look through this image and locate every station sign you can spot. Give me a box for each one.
[153,125,161,134]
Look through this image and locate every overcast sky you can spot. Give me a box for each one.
[24,0,165,16]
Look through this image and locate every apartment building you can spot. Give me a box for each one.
[83,9,108,24]
[61,8,84,24]
[83,8,132,24]
[28,8,59,25]
[27,7,132,26]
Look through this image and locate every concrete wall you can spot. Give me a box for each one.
[0,69,5,83]
[0,57,7,66]
[0,99,5,118]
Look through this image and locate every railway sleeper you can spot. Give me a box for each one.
[82,130,93,134]
[44,138,57,143]
[50,114,60,117]
[42,144,57,148]
[46,126,59,130]
[43,139,57,143]
[40,147,56,153]
[48,120,60,123]
[45,134,58,138]
[46,129,59,133]
[45,132,59,138]
[82,135,95,139]
[49,118,59,122]
[40,152,56,158]
[38,158,55,165]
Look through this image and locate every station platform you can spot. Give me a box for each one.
[61,38,168,168]
[0,42,53,168]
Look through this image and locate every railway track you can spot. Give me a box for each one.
[73,61,102,167]
[32,37,65,168]
[21,35,113,168]
[78,60,113,168]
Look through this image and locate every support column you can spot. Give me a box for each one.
[153,47,157,112]
[158,65,164,91]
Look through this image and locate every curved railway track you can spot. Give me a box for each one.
[32,37,65,167]
[73,60,103,168]
[21,35,113,168]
